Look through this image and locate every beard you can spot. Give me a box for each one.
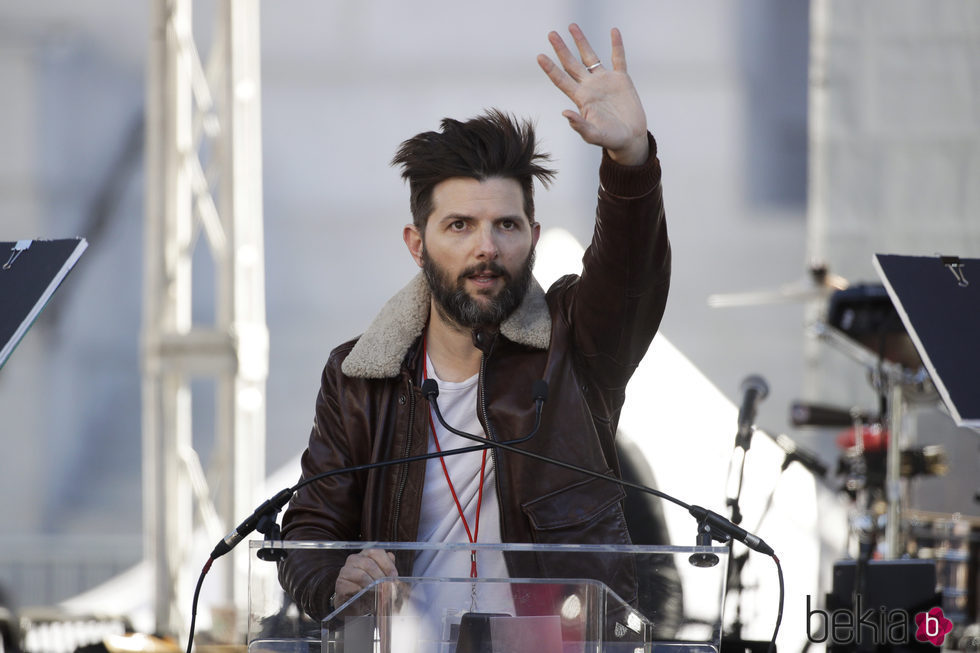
[422,248,536,330]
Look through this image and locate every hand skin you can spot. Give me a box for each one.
[334,548,398,606]
[537,23,650,166]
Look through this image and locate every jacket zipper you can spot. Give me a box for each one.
[389,378,416,541]
[478,353,507,540]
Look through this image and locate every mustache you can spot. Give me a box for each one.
[459,261,510,280]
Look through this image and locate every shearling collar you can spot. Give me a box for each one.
[342,272,552,379]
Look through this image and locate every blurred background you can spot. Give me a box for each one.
[1,0,978,651]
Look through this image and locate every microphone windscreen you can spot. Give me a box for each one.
[421,379,439,398]
[740,374,769,400]
[532,380,549,403]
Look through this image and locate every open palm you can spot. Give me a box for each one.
[538,24,649,165]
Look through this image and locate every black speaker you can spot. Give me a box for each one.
[824,559,940,652]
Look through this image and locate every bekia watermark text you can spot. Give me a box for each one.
[806,595,953,647]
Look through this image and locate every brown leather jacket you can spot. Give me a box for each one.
[278,135,670,621]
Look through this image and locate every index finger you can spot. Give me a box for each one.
[361,548,398,576]
[537,52,579,100]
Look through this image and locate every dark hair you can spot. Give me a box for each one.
[391,109,557,230]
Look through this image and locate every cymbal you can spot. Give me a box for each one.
[707,263,849,308]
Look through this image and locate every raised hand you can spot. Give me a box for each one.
[538,24,649,166]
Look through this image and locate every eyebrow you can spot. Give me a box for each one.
[438,213,530,225]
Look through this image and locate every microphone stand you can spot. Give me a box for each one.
[725,447,806,651]
[724,423,753,645]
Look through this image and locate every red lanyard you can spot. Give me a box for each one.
[423,338,487,578]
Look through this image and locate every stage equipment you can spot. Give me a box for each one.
[826,559,939,652]
[872,253,980,642]
[736,375,769,447]
[142,0,267,637]
[707,262,849,307]
[904,510,980,629]
[790,400,875,428]
[825,282,924,372]
[812,290,933,562]
[834,427,947,480]
[873,254,980,430]
[0,238,87,369]
[809,254,980,646]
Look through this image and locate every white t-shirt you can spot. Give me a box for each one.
[411,355,514,616]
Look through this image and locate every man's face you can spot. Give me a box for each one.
[404,176,540,329]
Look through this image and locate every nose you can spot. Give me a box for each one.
[474,223,499,260]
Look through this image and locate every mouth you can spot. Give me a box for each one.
[467,272,501,287]
[462,264,507,290]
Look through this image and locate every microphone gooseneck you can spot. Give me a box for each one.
[209,377,776,562]
[421,378,545,445]
[423,381,775,559]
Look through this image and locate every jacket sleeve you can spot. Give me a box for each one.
[277,345,367,621]
[558,132,671,395]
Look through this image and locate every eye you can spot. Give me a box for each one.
[499,219,517,231]
[449,220,467,231]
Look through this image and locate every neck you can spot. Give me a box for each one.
[425,300,484,382]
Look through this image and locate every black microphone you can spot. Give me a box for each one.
[688,506,774,557]
[736,375,769,449]
[209,381,550,560]
[773,433,829,478]
[789,400,874,428]
[212,488,294,559]
[530,379,548,404]
[422,381,776,559]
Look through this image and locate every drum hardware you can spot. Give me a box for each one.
[810,281,941,560]
[706,261,849,308]
[810,258,980,641]
[904,511,980,631]
[835,428,948,483]
[825,283,924,372]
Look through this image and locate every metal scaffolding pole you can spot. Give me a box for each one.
[142,0,266,637]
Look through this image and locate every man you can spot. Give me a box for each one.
[278,24,670,622]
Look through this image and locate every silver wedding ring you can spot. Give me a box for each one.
[586,61,602,71]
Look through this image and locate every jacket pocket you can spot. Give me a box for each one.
[522,472,627,533]
[519,473,637,608]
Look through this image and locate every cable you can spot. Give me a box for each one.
[186,557,214,653]
[768,554,784,653]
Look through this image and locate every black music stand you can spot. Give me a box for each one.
[873,254,980,430]
[0,238,87,370]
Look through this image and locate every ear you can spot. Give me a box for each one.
[403,224,424,268]
[531,221,541,248]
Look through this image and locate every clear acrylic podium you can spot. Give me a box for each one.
[248,541,727,653]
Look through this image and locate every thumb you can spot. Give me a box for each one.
[562,110,599,144]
